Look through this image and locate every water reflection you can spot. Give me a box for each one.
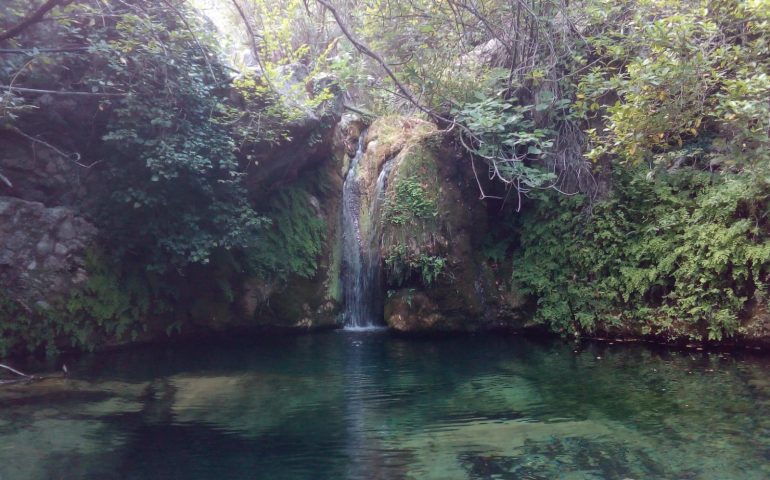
[0,333,769,479]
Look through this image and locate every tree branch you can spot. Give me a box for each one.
[1,85,126,96]
[159,0,217,82]
[343,103,373,118]
[0,170,12,188]
[229,0,275,91]
[0,363,32,378]
[315,0,444,123]
[0,47,90,54]
[0,0,75,43]
[0,363,68,386]
[3,125,100,168]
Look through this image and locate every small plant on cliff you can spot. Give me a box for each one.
[0,250,151,357]
[382,176,438,225]
[65,250,153,346]
[385,244,446,287]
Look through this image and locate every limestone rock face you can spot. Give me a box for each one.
[237,115,362,329]
[240,70,345,203]
[347,116,527,332]
[0,196,96,306]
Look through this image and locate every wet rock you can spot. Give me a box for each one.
[35,234,54,255]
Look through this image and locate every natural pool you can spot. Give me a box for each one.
[1,331,769,479]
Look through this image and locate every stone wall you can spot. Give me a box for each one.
[0,135,86,205]
[0,196,96,307]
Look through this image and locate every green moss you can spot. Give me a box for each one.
[383,176,438,225]
[382,143,441,229]
[327,220,343,302]
[246,185,326,281]
[373,124,449,289]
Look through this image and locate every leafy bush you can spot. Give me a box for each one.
[90,1,271,272]
[0,250,156,356]
[64,250,153,346]
[512,168,770,341]
[0,296,59,358]
[454,94,559,189]
[578,0,770,169]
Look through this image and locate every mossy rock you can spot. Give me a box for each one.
[255,274,338,328]
[351,116,527,332]
[240,156,345,329]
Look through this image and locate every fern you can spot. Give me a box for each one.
[510,166,770,341]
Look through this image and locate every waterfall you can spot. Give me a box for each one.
[341,131,393,329]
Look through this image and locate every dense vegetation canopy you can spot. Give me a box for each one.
[0,0,769,354]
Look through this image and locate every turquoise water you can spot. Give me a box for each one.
[1,331,769,479]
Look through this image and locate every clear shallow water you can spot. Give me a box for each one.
[1,332,770,480]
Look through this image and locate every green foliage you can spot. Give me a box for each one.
[382,176,438,225]
[579,0,770,168]
[384,244,446,287]
[246,186,326,281]
[0,250,155,357]
[64,250,152,346]
[89,1,270,272]
[3,0,769,351]
[454,94,559,189]
[224,75,299,147]
[512,168,770,341]
[1,0,306,274]
[0,296,59,358]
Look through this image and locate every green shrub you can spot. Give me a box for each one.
[511,167,770,341]
[0,250,155,357]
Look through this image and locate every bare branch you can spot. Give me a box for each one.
[0,47,90,54]
[0,170,12,188]
[229,0,275,92]
[0,363,68,386]
[4,125,100,168]
[0,363,32,378]
[158,0,217,82]
[1,85,126,96]
[0,0,75,43]
[315,0,444,123]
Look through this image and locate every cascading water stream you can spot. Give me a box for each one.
[341,131,393,330]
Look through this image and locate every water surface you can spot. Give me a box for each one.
[1,332,769,479]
